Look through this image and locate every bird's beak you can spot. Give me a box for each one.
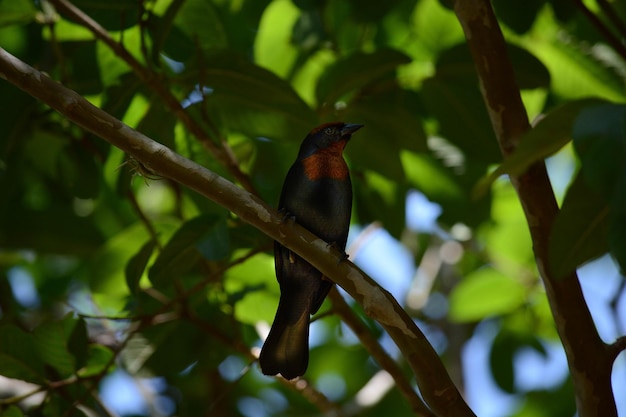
[341,123,364,137]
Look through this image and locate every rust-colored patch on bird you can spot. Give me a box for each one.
[301,142,349,180]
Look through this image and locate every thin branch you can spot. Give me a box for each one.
[0,47,475,417]
[47,0,258,194]
[597,0,626,41]
[329,288,436,417]
[572,0,626,62]
[608,336,626,362]
[453,1,617,416]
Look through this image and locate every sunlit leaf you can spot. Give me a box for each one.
[449,267,527,322]
[78,344,115,377]
[224,251,276,324]
[125,239,156,294]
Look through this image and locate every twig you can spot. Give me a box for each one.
[329,288,436,416]
[0,47,476,417]
[597,0,626,41]
[47,0,258,195]
[572,0,626,62]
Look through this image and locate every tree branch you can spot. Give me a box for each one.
[328,289,435,417]
[453,2,617,416]
[0,48,475,417]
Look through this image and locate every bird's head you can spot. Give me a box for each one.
[297,122,363,158]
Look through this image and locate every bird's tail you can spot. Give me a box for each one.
[259,294,310,380]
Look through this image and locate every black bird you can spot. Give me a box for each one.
[259,122,363,380]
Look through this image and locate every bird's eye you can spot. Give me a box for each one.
[324,127,335,135]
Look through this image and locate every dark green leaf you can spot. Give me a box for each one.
[573,103,626,197]
[78,344,115,377]
[141,321,215,375]
[148,0,228,62]
[490,330,516,393]
[422,76,500,164]
[70,0,140,31]
[136,101,178,150]
[342,89,427,182]
[493,0,543,34]
[125,239,156,294]
[549,172,610,279]
[0,325,45,384]
[316,49,411,104]
[68,317,89,371]
[34,314,81,378]
[183,52,317,139]
[0,0,37,27]
[0,405,25,417]
[149,215,229,288]
[489,330,547,394]
[474,98,606,197]
[608,171,626,274]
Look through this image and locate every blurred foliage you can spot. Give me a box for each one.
[0,0,625,416]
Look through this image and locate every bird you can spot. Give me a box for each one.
[259,122,363,380]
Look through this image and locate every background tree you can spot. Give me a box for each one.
[0,0,625,416]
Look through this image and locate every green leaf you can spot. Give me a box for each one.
[140,321,220,375]
[0,325,45,384]
[183,52,317,139]
[449,267,527,322]
[342,89,427,182]
[149,0,228,62]
[493,0,543,34]
[607,170,626,274]
[354,171,407,238]
[224,251,276,325]
[125,239,157,294]
[78,344,115,377]
[422,76,500,164]
[34,314,82,378]
[489,329,547,394]
[0,406,25,417]
[573,103,626,197]
[549,172,610,279]
[474,98,607,197]
[149,215,230,288]
[136,100,178,150]
[70,0,140,31]
[0,0,37,27]
[315,48,411,104]
[573,103,626,272]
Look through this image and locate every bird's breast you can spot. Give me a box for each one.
[301,149,348,181]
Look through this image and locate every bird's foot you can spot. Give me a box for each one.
[278,207,296,224]
[326,242,349,265]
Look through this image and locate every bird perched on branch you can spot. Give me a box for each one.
[259,122,363,380]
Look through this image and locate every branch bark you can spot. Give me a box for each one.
[453,2,617,416]
[0,48,475,417]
